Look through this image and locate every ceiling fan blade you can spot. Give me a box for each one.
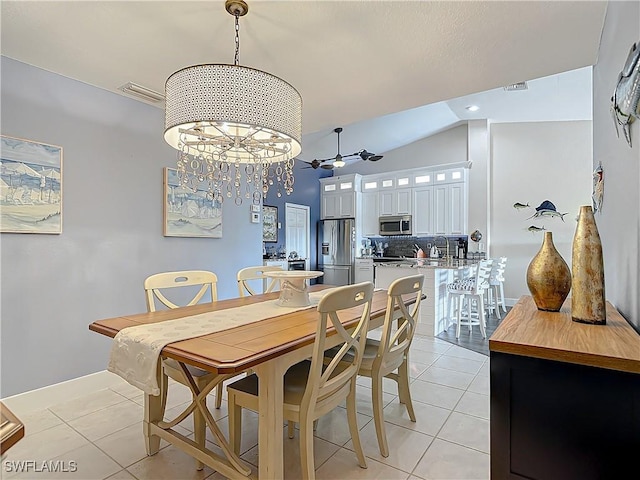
[320,164,334,170]
[368,154,383,162]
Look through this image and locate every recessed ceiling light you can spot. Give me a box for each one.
[466,105,480,112]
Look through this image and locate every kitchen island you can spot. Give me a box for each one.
[374,258,478,336]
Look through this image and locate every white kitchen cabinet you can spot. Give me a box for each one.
[320,174,360,219]
[433,182,466,235]
[413,186,434,236]
[379,188,412,217]
[354,258,374,284]
[361,192,379,236]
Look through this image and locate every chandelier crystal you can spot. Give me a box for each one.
[163,0,302,205]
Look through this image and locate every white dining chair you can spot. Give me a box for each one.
[355,274,424,457]
[236,265,283,297]
[488,257,508,318]
[144,270,226,470]
[226,282,375,479]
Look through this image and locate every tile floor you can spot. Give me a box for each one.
[2,335,490,480]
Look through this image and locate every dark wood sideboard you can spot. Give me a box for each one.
[489,296,640,480]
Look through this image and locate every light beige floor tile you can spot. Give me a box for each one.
[126,444,214,480]
[383,400,451,436]
[411,338,452,355]
[454,391,489,420]
[48,389,129,422]
[315,447,409,479]
[432,355,484,375]
[345,420,433,473]
[68,399,143,441]
[413,438,489,480]
[15,409,63,436]
[437,412,489,453]
[93,421,181,468]
[408,348,442,366]
[313,408,372,446]
[408,380,464,410]
[408,360,431,379]
[467,374,489,396]
[11,443,121,480]
[241,429,340,479]
[417,366,475,390]
[442,345,488,362]
[105,470,137,480]
[109,381,144,400]
[477,361,489,377]
[356,376,402,396]
[2,423,90,474]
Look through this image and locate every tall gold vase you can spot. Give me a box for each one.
[526,231,571,311]
[571,205,606,324]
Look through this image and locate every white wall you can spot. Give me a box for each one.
[491,121,592,301]
[339,124,468,175]
[592,1,640,331]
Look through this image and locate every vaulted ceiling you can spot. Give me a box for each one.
[1,1,607,159]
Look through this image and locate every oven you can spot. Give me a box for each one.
[288,259,306,271]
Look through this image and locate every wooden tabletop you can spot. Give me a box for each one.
[489,295,640,374]
[90,286,408,375]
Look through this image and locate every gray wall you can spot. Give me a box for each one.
[592,1,640,331]
[0,57,323,397]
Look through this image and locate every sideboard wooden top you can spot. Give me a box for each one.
[489,295,640,374]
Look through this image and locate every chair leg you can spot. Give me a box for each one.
[478,294,487,338]
[397,360,416,422]
[500,282,507,313]
[455,296,462,339]
[371,374,389,457]
[347,380,367,468]
[227,391,242,455]
[288,420,295,439]
[215,383,223,409]
[299,413,315,480]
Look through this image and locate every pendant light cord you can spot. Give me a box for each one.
[234,13,241,66]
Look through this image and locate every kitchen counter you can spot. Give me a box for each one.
[374,257,480,270]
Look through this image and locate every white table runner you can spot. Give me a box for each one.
[108,289,334,395]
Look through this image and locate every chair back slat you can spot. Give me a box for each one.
[473,259,494,295]
[237,266,283,297]
[303,282,374,410]
[144,270,218,312]
[377,275,424,371]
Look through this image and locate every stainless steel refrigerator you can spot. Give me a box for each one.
[317,218,355,286]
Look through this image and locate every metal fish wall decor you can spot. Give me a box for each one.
[611,41,640,147]
[592,163,604,214]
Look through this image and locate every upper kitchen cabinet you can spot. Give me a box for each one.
[432,168,467,235]
[320,174,361,219]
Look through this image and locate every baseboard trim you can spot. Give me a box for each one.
[1,370,123,415]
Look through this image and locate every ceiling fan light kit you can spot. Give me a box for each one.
[163,0,302,205]
[301,127,383,170]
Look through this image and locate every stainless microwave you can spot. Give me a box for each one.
[379,215,412,236]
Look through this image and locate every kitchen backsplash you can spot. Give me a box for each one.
[366,235,469,258]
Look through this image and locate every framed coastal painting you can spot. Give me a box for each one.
[163,167,222,238]
[262,205,278,242]
[1,135,63,234]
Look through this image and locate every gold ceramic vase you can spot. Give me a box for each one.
[571,205,606,324]
[526,231,571,311]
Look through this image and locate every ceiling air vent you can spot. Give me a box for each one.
[118,82,165,103]
[503,81,528,91]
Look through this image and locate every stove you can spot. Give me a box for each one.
[288,259,306,271]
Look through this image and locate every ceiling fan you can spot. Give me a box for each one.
[301,127,383,170]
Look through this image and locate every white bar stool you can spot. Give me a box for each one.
[447,259,494,338]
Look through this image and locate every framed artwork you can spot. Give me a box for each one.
[163,167,222,238]
[1,135,63,234]
[262,205,278,242]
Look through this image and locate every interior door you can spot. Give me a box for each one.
[285,203,310,269]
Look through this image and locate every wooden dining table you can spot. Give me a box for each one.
[90,285,414,479]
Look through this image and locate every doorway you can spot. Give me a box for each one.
[285,203,310,270]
